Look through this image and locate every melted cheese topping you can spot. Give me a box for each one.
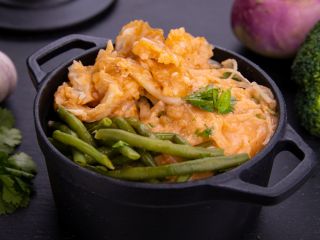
[54,20,278,158]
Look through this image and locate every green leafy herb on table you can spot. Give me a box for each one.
[185,86,234,114]
[0,107,37,215]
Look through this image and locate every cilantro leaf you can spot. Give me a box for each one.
[2,184,22,206]
[0,175,22,205]
[0,195,16,215]
[0,108,37,215]
[0,127,22,154]
[185,99,214,112]
[185,85,214,100]
[217,89,233,114]
[0,151,8,164]
[0,174,32,214]
[0,127,22,147]
[7,152,37,174]
[14,177,31,194]
[0,108,15,129]
[17,194,30,208]
[0,144,13,155]
[185,86,235,114]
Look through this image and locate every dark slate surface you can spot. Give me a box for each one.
[0,0,319,239]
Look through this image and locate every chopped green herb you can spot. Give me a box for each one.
[217,89,233,114]
[196,128,213,138]
[185,86,235,114]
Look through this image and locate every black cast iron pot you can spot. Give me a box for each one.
[27,35,317,240]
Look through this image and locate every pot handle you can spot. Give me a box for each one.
[27,34,107,90]
[208,124,317,205]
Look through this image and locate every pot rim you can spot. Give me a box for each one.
[33,45,286,190]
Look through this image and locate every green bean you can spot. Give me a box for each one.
[196,141,213,148]
[171,134,191,180]
[48,137,70,154]
[176,174,191,183]
[111,155,133,165]
[154,132,190,145]
[116,146,140,160]
[137,149,156,167]
[85,165,108,175]
[172,134,190,145]
[126,118,156,138]
[112,141,141,160]
[86,118,113,132]
[146,179,161,183]
[111,118,143,160]
[57,106,95,146]
[154,133,174,140]
[53,130,114,169]
[98,146,118,158]
[98,144,140,162]
[154,133,191,180]
[101,154,249,181]
[49,121,91,165]
[72,150,87,166]
[217,166,236,173]
[95,129,223,159]
[113,117,137,134]
[118,146,140,160]
[48,121,73,134]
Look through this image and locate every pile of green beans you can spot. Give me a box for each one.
[49,106,250,182]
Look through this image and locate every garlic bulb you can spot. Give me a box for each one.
[0,51,17,102]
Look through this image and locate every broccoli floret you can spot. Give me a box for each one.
[296,87,320,137]
[292,21,320,136]
[292,22,320,88]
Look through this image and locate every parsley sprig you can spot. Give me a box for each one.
[0,108,37,215]
[185,85,235,114]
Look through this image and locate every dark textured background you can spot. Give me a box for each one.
[0,0,319,239]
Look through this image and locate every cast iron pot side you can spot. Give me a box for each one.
[27,35,317,240]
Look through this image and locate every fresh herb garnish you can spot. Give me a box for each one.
[185,86,235,114]
[0,127,22,154]
[0,107,37,215]
[195,127,213,138]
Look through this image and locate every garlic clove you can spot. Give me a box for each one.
[0,51,17,102]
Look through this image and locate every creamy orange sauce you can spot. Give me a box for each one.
[54,20,278,158]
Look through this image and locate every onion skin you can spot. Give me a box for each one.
[0,51,17,102]
[231,0,320,58]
